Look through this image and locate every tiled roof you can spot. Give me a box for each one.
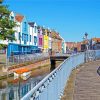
[15,14,24,22]
[92,38,100,42]
[28,22,35,27]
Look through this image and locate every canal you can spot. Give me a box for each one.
[0,61,62,100]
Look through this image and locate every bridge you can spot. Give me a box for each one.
[21,50,100,100]
[50,53,69,71]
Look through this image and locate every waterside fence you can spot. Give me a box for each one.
[21,50,100,100]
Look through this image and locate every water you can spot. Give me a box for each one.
[0,61,62,100]
[0,74,47,100]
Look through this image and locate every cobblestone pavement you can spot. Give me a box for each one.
[73,60,100,100]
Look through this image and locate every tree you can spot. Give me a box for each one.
[0,0,16,47]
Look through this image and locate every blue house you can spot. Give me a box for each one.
[7,14,34,57]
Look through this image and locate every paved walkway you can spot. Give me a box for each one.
[62,60,100,100]
[73,60,100,100]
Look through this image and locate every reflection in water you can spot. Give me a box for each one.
[0,74,47,100]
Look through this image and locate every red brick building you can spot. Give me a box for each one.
[66,42,77,50]
[66,42,82,51]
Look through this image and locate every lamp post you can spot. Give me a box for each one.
[85,32,89,50]
[83,32,89,51]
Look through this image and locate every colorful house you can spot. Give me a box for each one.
[61,39,66,53]
[48,29,52,51]
[7,14,38,56]
[28,22,38,53]
[37,26,43,52]
[43,29,49,52]
[0,11,66,56]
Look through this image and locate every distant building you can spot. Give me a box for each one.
[92,38,100,50]
[76,42,82,51]
[66,42,77,50]
[50,31,62,53]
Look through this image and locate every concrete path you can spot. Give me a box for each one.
[73,60,100,100]
[62,60,100,100]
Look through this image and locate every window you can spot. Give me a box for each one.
[39,38,41,45]
[34,26,37,33]
[22,33,24,41]
[34,36,37,45]
[39,38,42,45]
[11,16,14,20]
[32,28,34,33]
[30,35,31,42]
[19,32,20,40]
[27,35,28,41]
[24,22,27,31]
[38,29,40,33]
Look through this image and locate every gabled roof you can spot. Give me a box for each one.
[28,22,35,27]
[15,14,24,22]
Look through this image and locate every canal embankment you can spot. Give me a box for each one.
[0,58,62,80]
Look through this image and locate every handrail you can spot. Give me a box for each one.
[21,58,67,100]
[21,50,100,100]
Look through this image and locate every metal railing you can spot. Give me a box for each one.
[7,53,49,66]
[21,52,85,100]
[85,50,100,62]
[21,50,100,100]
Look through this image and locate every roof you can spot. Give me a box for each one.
[92,38,100,42]
[15,14,24,22]
[28,22,35,27]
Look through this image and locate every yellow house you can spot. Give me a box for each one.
[43,29,49,52]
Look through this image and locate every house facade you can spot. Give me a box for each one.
[37,26,43,52]
[0,11,66,56]
[7,13,30,57]
[43,29,49,52]
[28,22,38,53]
[7,14,39,56]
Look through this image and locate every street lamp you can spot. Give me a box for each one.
[83,33,89,51]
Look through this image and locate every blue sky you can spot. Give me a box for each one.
[4,0,100,42]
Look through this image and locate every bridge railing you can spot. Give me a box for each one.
[21,50,100,100]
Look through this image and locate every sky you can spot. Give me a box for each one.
[3,0,100,42]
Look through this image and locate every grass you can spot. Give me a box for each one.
[61,69,77,100]
[61,64,84,100]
